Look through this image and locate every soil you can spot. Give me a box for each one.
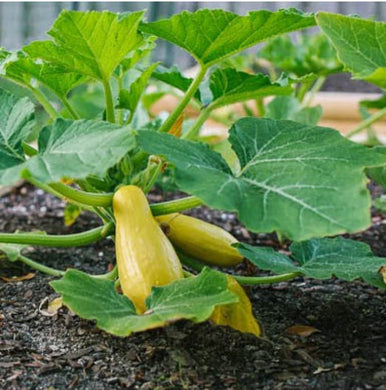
[0,183,385,390]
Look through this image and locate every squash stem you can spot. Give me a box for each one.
[346,107,386,138]
[150,196,204,216]
[178,252,301,285]
[103,79,115,123]
[17,254,65,277]
[182,105,212,140]
[158,66,207,134]
[0,223,113,247]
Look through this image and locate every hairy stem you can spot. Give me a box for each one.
[0,223,113,247]
[103,80,115,123]
[179,252,301,285]
[18,254,65,277]
[61,97,80,119]
[150,196,203,216]
[158,66,207,134]
[346,107,386,138]
[304,76,326,107]
[50,182,113,207]
[183,105,212,140]
[29,86,59,119]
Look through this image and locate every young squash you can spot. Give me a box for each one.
[155,213,243,267]
[113,186,183,314]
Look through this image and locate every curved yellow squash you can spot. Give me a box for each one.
[113,186,183,314]
[156,213,243,267]
[210,275,261,337]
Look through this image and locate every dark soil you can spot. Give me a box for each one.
[1,184,385,390]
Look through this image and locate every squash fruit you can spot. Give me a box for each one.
[156,213,243,267]
[113,185,183,314]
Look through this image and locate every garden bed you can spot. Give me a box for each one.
[1,184,385,390]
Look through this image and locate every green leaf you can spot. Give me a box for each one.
[117,63,158,115]
[25,118,135,183]
[138,118,386,241]
[317,13,386,88]
[237,237,386,289]
[51,268,238,337]
[366,147,386,189]
[5,55,86,99]
[0,88,35,185]
[24,10,144,82]
[140,9,315,67]
[266,96,323,125]
[259,33,342,77]
[205,68,293,109]
[151,65,201,101]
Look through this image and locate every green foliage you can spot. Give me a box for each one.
[141,9,315,67]
[138,118,385,241]
[237,237,386,289]
[317,12,386,88]
[51,268,238,336]
[259,33,342,77]
[24,10,144,83]
[266,96,323,125]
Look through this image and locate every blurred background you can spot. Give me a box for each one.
[0,2,385,69]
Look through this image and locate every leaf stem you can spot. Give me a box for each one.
[103,80,115,123]
[182,105,212,140]
[18,254,65,277]
[29,86,59,119]
[304,76,326,107]
[49,182,113,207]
[255,97,266,117]
[296,80,313,103]
[150,196,203,216]
[61,97,80,119]
[346,107,386,138]
[178,252,301,285]
[0,223,113,247]
[158,66,207,134]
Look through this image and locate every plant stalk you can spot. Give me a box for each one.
[29,86,59,119]
[150,196,203,216]
[103,80,115,123]
[61,97,80,119]
[0,223,113,247]
[346,107,386,138]
[158,66,207,134]
[183,105,212,140]
[18,254,65,277]
[179,252,301,285]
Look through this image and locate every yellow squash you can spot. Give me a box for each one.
[113,186,183,314]
[210,275,261,336]
[156,213,243,267]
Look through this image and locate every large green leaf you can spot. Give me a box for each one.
[138,118,386,241]
[25,118,135,183]
[51,268,238,337]
[266,96,323,126]
[0,88,35,185]
[5,56,86,99]
[140,9,315,67]
[237,237,386,289]
[317,13,386,88]
[366,147,386,189]
[204,68,292,109]
[24,10,144,82]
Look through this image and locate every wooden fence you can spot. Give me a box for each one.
[0,2,384,68]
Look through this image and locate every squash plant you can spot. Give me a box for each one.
[0,9,385,337]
